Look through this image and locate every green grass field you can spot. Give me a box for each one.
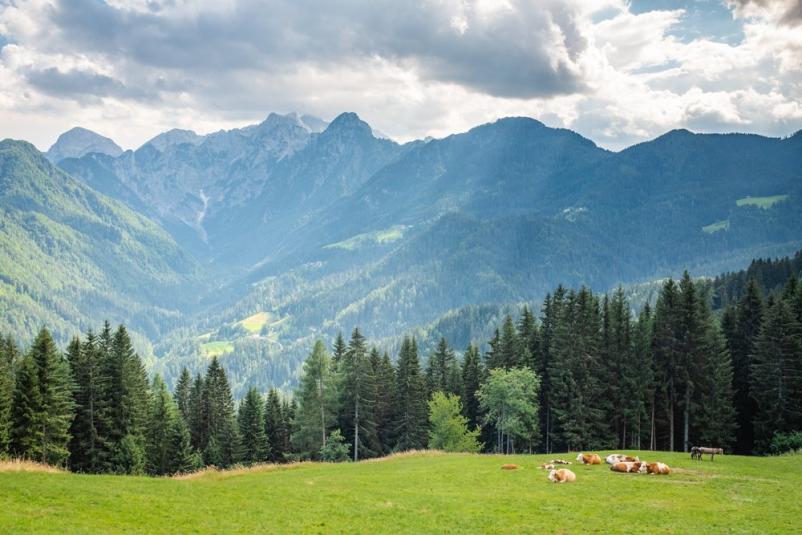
[702,219,730,234]
[236,311,272,333]
[200,340,234,357]
[324,225,406,251]
[736,194,789,209]
[1,451,798,534]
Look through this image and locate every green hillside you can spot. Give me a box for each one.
[1,451,799,533]
[0,139,204,348]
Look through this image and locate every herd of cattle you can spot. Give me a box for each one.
[544,453,674,483]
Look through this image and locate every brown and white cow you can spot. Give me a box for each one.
[576,453,602,465]
[610,461,646,473]
[548,468,576,483]
[605,454,639,465]
[645,462,671,475]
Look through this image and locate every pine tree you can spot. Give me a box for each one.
[652,278,682,451]
[292,340,337,458]
[104,325,150,472]
[373,351,396,455]
[426,338,459,397]
[281,398,296,457]
[145,376,184,475]
[331,332,347,372]
[518,306,539,369]
[202,357,238,467]
[632,303,655,450]
[0,335,18,454]
[697,327,737,448]
[750,299,802,451]
[677,272,707,453]
[174,367,192,424]
[187,373,205,451]
[338,328,378,460]
[498,315,524,369]
[10,328,75,465]
[67,333,109,472]
[237,387,268,464]
[392,336,428,451]
[264,388,285,462]
[461,344,483,431]
[730,279,763,453]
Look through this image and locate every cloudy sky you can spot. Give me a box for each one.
[1,0,801,151]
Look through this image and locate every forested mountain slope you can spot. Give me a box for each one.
[0,139,204,350]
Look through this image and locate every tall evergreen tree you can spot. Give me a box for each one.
[187,373,205,450]
[338,328,378,460]
[238,387,268,464]
[145,375,186,475]
[392,336,428,451]
[10,328,75,465]
[202,357,238,467]
[331,332,347,371]
[652,278,682,451]
[729,279,763,453]
[292,340,337,458]
[697,327,738,448]
[174,367,192,424]
[518,306,539,369]
[461,344,483,431]
[264,388,286,462]
[750,298,802,451]
[426,338,460,397]
[0,335,13,454]
[373,351,396,455]
[632,303,655,450]
[67,333,109,472]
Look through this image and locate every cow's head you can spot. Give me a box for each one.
[548,469,558,482]
[575,453,583,462]
[637,462,648,473]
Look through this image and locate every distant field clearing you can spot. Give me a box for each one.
[200,340,234,357]
[702,220,730,234]
[736,194,788,209]
[237,311,272,333]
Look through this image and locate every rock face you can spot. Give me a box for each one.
[45,127,123,163]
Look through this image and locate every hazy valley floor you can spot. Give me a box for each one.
[1,451,798,534]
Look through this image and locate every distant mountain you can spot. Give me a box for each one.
[142,128,205,152]
[0,139,204,351]
[37,113,802,393]
[45,127,123,163]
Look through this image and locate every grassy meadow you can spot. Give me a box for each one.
[1,450,798,534]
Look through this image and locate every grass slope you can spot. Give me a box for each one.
[1,451,798,534]
[736,194,789,209]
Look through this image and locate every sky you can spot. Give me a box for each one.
[0,0,801,151]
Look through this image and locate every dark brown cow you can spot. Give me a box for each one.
[691,446,724,461]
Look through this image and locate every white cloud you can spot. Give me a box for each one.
[0,0,800,151]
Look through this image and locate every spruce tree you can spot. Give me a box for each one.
[145,376,183,475]
[187,373,205,450]
[392,336,428,451]
[426,338,459,397]
[264,388,285,462]
[373,351,396,455]
[292,340,336,458]
[11,328,75,465]
[331,332,347,372]
[461,344,483,431]
[0,335,17,454]
[237,387,268,464]
[730,279,763,453]
[67,333,109,472]
[518,306,539,369]
[750,299,802,451]
[174,367,192,424]
[202,357,238,467]
[652,278,682,451]
[338,328,378,460]
[697,328,737,448]
[632,303,655,450]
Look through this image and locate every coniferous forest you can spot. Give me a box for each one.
[2,260,800,475]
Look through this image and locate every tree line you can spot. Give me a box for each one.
[0,269,800,473]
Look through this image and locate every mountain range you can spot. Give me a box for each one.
[3,112,801,393]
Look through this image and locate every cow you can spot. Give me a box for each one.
[540,463,555,470]
[548,468,576,483]
[605,454,639,465]
[691,446,723,461]
[645,462,671,475]
[501,464,519,470]
[610,461,646,473]
[576,453,602,465]
[550,459,572,465]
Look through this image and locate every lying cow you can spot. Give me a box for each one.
[610,461,646,473]
[548,468,576,483]
[550,459,572,465]
[605,454,639,465]
[576,453,602,465]
[540,463,555,470]
[645,462,671,475]
[691,446,724,461]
